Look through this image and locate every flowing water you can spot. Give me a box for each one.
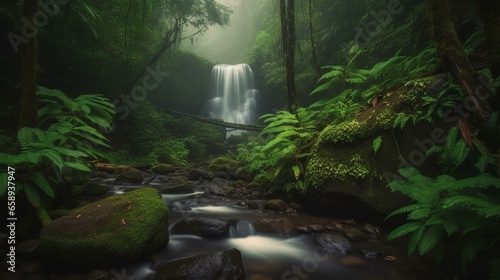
[122,190,445,280]
[202,64,258,135]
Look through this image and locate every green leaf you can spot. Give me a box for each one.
[24,183,41,208]
[387,222,422,240]
[291,165,301,180]
[418,224,443,255]
[386,204,423,219]
[31,172,55,199]
[372,136,382,155]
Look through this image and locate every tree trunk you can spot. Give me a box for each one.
[478,0,500,79]
[280,0,298,114]
[428,0,489,118]
[309,0,321,74]
[20,0,39,128]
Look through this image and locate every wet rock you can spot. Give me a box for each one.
[38,188,169,269]
[251,191,260,197]
[361,223,381,238]
[265,199,287,211]
[187,168,207,180]
[206,178,229,195]
[152,164,175,175]
[82,183,108,196]
[290,202,303,210]
[158,182,195,194]
[18,239,39,260]
[254,218,297,236]
[237,201,247,207]
[208,157,239,179]
[309,224,326,232]
[342,219,356,225]
[326,222,346,232]
[88,269,113,280]
[297,226,311,233]
[247,200,267,210]
[343,227,368,241]
[172,217,230,237]
[116,168,143,184]
[314,233,352,254]
[154,248,245,280]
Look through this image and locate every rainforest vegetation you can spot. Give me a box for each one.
[0,0,499,279]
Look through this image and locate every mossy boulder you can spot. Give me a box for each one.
[152,164,176,175]
[304,74,450,219]
[82,183,108,196]
[208,156,240,178]
[38,187,169,269]
[116,168,143,184]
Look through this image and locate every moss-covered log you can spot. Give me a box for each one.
[428,0,489,117]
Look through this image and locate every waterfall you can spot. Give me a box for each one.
[203,64,258,131]
[229,220,255,238]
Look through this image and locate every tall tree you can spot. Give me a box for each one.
[478,0,500,80]
[280,0,298,113]
[20,0,39,128]
[428,0,489,118]
[308,0,321,74]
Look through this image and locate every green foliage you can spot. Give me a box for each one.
[311,65,370,95]
[372,136,382,155]
[0,88,115,225]
[304,89,363,127]
[237,110,316,192]
[386,167,500,276]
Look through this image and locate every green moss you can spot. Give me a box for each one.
[152,163,175,174]
[316,121,364,145]
[375,108,398,130]
[39,188,169,269]
[209,156,239,174]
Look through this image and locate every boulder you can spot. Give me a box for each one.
[247,200,267,210]
[116,168,143,184]
[187,168,207,180]
[265,199,287,211]
[38,188,169,269]
[343,227,368,241]
[206,178,229,195]
[158,182,195,194]
[82,183,108,196]
[171,217,230,237]
[208,157,239,179]
[314,233,352,254]
[254,218,296,236]
[152,164,176,175]
[154,248,245,280]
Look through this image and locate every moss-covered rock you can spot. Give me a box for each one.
[152,164,176,175]
[38,188,169,269]
[116,168,143,184]
[305,74,449,217]
[208,156,240,178]
[82,183,108,196]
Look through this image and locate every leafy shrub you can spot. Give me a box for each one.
[0,87,114,224]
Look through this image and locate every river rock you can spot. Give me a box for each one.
[18,239,39,260]
[158,182,195,194]
[265,199,287,211]
[38,188,169,269]
[254,218,297,236]
[172,217,230,237]
[361,223,381,238]
[154,248,245,280]
[247,200,266,210]
[88,269,113,280]
[343,227,368,241]
[116,168,143,184]
[206,178,229,195]
[152,164,175,174]
[314,233,352,254]
[187,168,207,180]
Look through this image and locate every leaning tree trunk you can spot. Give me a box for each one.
[428,0,489,118]
[20,0,39,128]
[309,0,321,74]
[280,0,298,114]
[478,0,500,80]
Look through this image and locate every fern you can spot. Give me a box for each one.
[372,136,382,155]
[387,165,500,277]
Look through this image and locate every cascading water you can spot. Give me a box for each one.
[202,64,258,134]
[229,220,255,238]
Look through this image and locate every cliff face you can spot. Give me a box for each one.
[303,74,454,220]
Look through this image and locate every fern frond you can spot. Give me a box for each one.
[387,222,422,240]
[372,136,382,155]
[65,161,91,172]
[386,204,424,219]
[418,224,443,255]
[30,172,55,199]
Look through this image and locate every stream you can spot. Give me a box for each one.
[104,179,445,280]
